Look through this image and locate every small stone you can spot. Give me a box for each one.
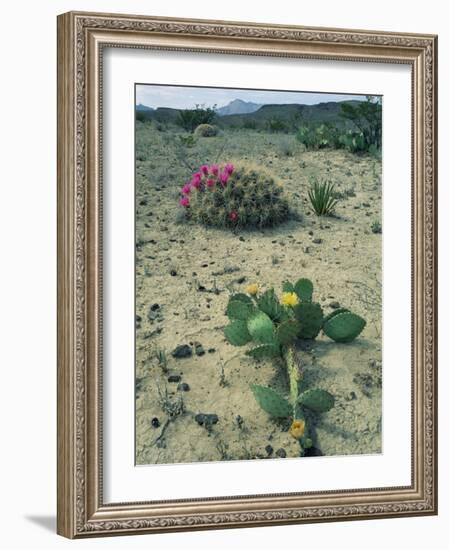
[168,374,182,383]
[171,344,192,358]
[195,413,219,426]
[208,348,216,354]
[177,383,190,392]
[135,315,142,323]
[239,236,245,242]
[150,303,160,311]
[148,311,159,321]
[151,417,160,428]
[265,444,274,456]
[368,359,377,368]
[236,276,246,284]
[170,269,177,276]
[329,301,340,309]
[345,391,357,401]
[275,448,287,458]
[303,246,310,253]
[194,343,205,356]
[308,230,314,236]
[312,237,322,244]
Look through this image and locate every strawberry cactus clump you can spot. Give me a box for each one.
[178,162,290,228]
[223,278,366,456]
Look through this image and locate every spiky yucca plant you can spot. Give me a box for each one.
[308,178,339,216]
[179,162,290,229]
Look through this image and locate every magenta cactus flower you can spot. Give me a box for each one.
[210,164,219,176]
[219,172,229,186]
[206,178,215,188]
[200,164,209,175]
[179,196,190,207]
[224,163,234,175]
[181,183,191,195]
[228,210,238,223]
[191,178,201,190]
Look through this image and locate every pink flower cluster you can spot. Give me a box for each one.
[178,163,235,208]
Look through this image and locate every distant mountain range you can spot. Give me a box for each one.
[135,99,362,129]
[136,103,154,112]
[215,99,262,116]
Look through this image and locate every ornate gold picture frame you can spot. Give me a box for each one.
[57,11,437,538]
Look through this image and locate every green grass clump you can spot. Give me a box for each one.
[307,178,338,216]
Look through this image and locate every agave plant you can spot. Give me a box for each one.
[307,178,339,216]
[223,278,366,455]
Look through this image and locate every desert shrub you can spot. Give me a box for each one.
[136,111,151,123]
[178,162,291,229]
[267,117,288,133]
[194,123,218,137]
[176,104,216,133]
[339,96,382,149]
[242,119,257,130]
[296,123,341,150]
[338,130,371,153]
[278,136,296,157]
[307,178,339,216]
[371,220,382,234]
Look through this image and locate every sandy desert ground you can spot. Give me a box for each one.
[135,123,382,465]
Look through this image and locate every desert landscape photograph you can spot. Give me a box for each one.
[134,84,383,465]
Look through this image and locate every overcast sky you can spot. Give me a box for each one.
[135,84,376,109]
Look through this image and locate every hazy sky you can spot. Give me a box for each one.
[135,84,375,109]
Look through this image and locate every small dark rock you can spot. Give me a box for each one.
[208,348,216,354]
[265,444,274,457]
[135,315,142,323]
[150,303,160,311]
[236,276,247,284]
[172,344,192,358]
[329,301,340,309]
[345,391,357,401]
[194,342,205,356]
[304,446,323,457]
[275,448,287,458]
[168,374,182,383]
[151,417,160,428]
[239,236,245,242]
[312,237,323,244]
[148,311,159,321]
[308,230,314,236]
[170,269,177,276]
[195,413,219,426]
[177,382,190,392]
[303,246,310,253]
[368,359,377,368]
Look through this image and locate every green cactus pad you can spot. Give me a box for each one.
[226,299,254,321]
[258,288,288,323]
[323,308,350,324]
[282,280,295,293]
[298,389,335,413]
[293,302,324,339]
[229,293,254,306]
[224,320,252,346]
[294,278,313,302]
[247,311,276,344]
[322,311,366,343]
[276,319,301,346]
[246,344,281,360]
[250,384,292,418]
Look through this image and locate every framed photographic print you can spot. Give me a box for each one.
[57,11,438,538]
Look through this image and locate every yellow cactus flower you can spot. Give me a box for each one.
[289,419,306,440]
[280,292,299,307]
[245,283,260,296]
